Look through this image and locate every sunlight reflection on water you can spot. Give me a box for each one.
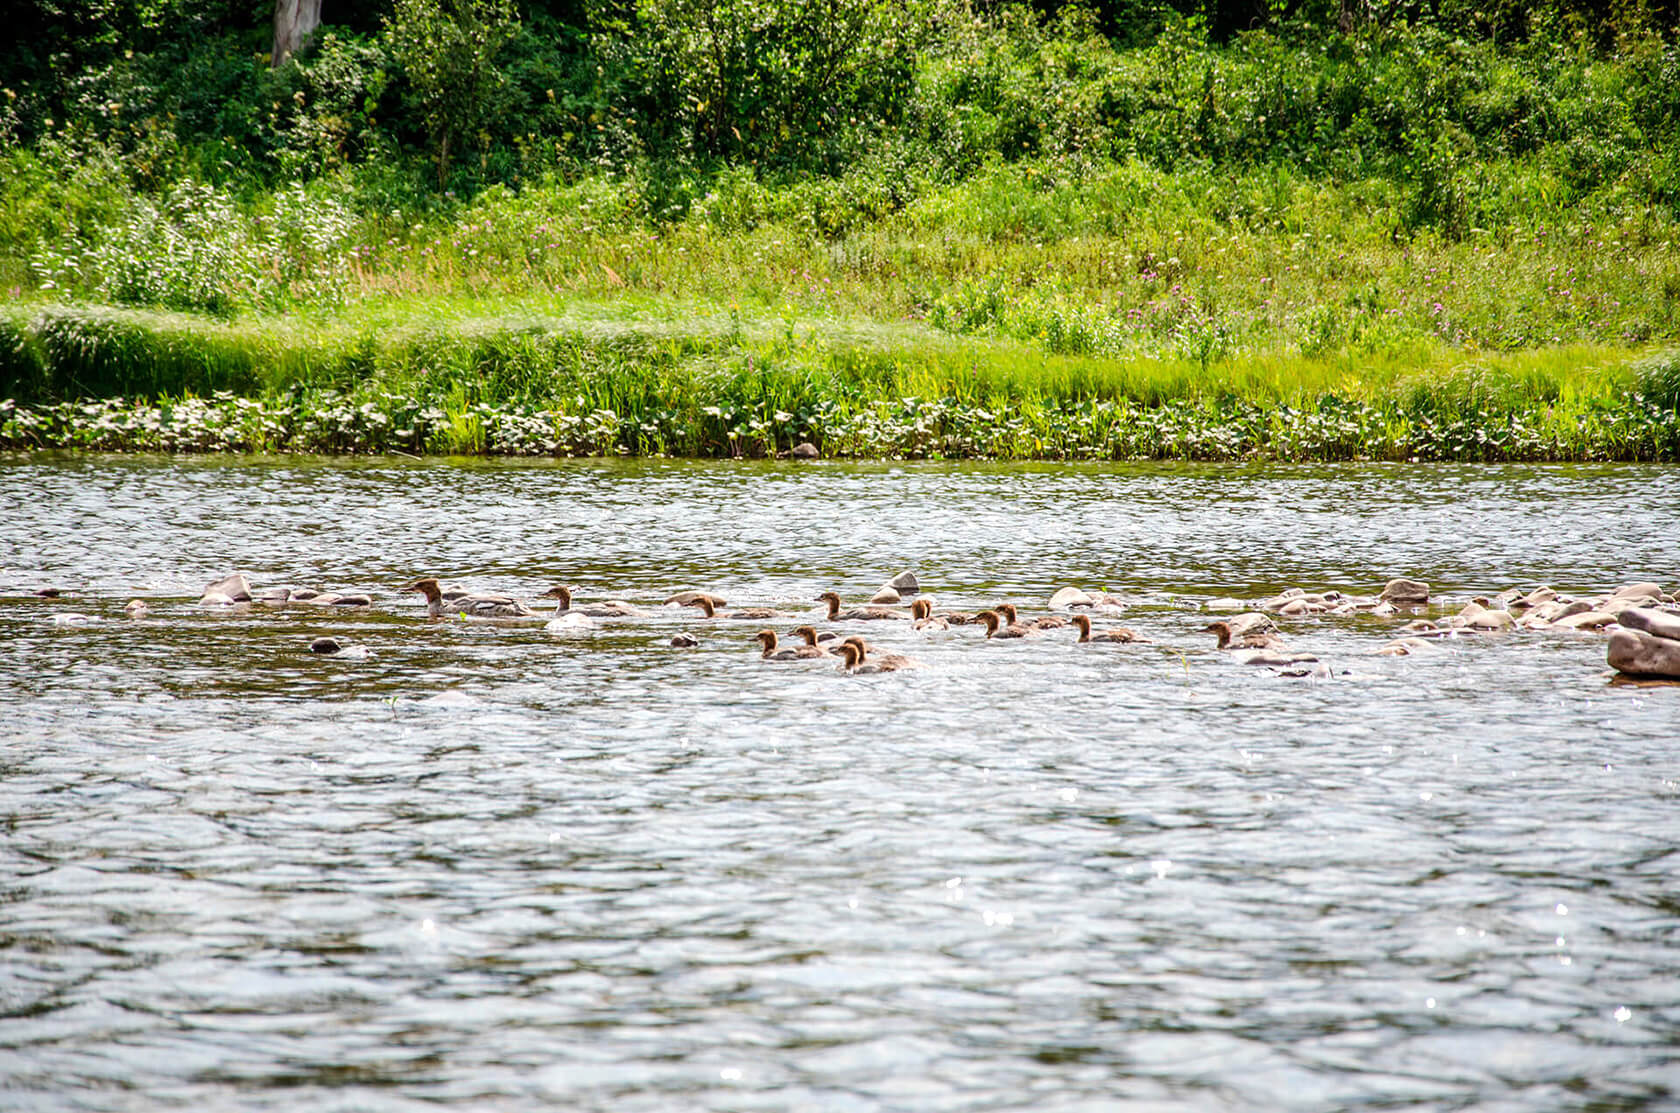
[1,454,1677,1111]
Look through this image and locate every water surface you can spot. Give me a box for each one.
[2,454,1677,1111]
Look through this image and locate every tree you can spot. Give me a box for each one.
[383,0,519,188]
[273,0,325,65]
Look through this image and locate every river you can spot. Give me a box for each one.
[2,454,1677,1110]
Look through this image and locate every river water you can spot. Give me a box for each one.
[2,454,1677,1111]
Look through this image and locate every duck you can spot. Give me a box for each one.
[402,577,535,619]
[836,638,920,673]
[786,625,834,653]
[1201,620,1318,666]
[686,596,791,620]
[977,610,1038,639]
[753,629,827,661]
[911,599,949,631]
[996,602,1066,630]
[309,636,370,659]
[665,590,727,609]
[1200,619,1292,651]
[816,590,908,622]
[541,584,643,618]
[1070,613,1143,644]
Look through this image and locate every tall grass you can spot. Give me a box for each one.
[3,301,1673,460]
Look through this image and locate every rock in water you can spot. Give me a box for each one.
[1608,629,1680,679]
[791,442,820,459]
[1618,606,1680,642]
[869,587,902,604]
[1379,578,1430,605]
[201,573,253,604]
[1048,586,1094,610]
[310,637,344,654]
[883,570,919,595]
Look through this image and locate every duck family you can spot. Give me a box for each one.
[18,570,1680,682]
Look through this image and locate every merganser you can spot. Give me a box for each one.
[1070,614,1142,643]
[402,577,534,619]
[816,591,908,621]
[911,599,948,630]
[836,639,920,673]
[753,629,826,660]
[787,625,833,653]
[542,585,643,618]
[977,610,1037,639]
[1201,620,1318,665]
[686,597,791,620]
[996,602,1065,630]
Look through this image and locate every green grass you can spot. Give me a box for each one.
[3,298,1674,461]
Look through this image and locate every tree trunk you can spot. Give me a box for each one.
[272,0,324,66]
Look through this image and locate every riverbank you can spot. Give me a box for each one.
[2,300,1676,460]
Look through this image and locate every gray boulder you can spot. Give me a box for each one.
[1379,578,1430,605]
[1618,606,1680,642]
[1608,628,1680,678]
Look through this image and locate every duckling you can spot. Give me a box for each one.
[753,629,827,661]
[402,577,535,619]
[911,599,949,631]
[836,642,884,673]
[977,610,1038,639]
[542,585,643,618]
[1202,620,1318,665]
[686,597,792,621]
[1070,613,1143,644]
[836,639,920,673]
[996,602,1066,630]
[787,625,834,654]
[665,590,728,609]
[816,590,909,622]
[1201,619,1291,651]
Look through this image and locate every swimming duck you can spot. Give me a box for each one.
[816,590,908,622]
[754,629,827,661]
[686,597,791,620]
[1201,619,1291,651]
[977,610,1038,639]
[402,577,535,619]
[911,599,949,631]
[542,585,643,618]
[1202,620,1317,665]
[996,602,1066,630]
[787,625,834,653]
[1070,614,1142,643]
[665,590,727,609]
[836,638,920,673]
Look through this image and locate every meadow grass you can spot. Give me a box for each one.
[4,297,1674,460]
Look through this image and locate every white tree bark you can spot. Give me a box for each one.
[272,0,324,66]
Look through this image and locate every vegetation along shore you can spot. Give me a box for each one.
[3,0,1678,460]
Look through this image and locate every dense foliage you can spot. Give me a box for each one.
[1,0,1677,458]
